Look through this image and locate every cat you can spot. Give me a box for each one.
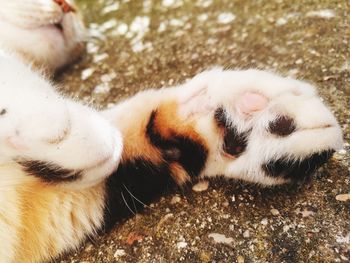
[0,0,344,262]
[0,54,343,262]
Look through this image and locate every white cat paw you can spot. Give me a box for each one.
[178,69,343,185]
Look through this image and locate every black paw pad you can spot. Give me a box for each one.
[268,115,296,136]
[214,107,249,157]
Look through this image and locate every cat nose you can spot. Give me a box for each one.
[268,115,296,136]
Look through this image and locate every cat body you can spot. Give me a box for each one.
[0,1,343,262]
[0,54,122,262]
[0,53,343,262]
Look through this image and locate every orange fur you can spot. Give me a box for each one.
[154,102,207,149]
[1,167,106,263]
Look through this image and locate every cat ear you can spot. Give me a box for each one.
[236,92,269,115]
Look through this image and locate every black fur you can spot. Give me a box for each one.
[268,115,296,136]
[102,158,176,231]
[214,107,249,156]
[18,159,81,183]
[103,109,208,231]
[214,107,227,128]
[146,110,208,177]
[262,150,334,181]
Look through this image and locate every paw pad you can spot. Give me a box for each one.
[268,115,296,136]
[214,107,249,157]
[236,92,268,114]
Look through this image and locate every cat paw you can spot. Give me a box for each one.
[177,69,343,185]
[103,68,342,187]
[0,55,122,188]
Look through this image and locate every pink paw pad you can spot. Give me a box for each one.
[236,92,269,114]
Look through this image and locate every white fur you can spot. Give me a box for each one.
[0,54,123,189]
[0,0,85,72]
[178,69,343,185]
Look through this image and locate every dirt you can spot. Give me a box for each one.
[57,0,350,262]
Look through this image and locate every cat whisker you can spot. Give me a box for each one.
[123,184,154,210]
[120,191,136,216]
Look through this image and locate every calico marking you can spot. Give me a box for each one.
[262,150,334,181]
[146,110,208,178]
[18,160,82,183]
[103,108,208,231]
[214,107,249,157]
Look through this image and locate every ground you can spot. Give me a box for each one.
[57,0,350,262]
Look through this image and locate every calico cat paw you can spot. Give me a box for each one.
[176,69,343,185]
[105,68,343,187]
[0,54,122,188]
[0,0,86,72]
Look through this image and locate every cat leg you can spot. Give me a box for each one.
[0,54,122,189]
[104,69,343,186]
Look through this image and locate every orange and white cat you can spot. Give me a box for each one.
[0,1,343,262]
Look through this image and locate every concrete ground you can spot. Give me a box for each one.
[58,0,349,262]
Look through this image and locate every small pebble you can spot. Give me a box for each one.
[177,241,188,249]
[283,225,291,232]
[81,68,95,80]
[192,180,209,192]
[114,249,126,258]
[237,255,245,263]
[270,208,280,216]
[208,233,233,245]
[261,218,268,225]
[171,195,181,204]
[306,9,336,19]
[217,12,236,24]
[336,193,350,202]
[243,230,250,238]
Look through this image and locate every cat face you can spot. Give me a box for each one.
[0,0,85,72]
[0,55,122,188]
[176,69,343,185]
